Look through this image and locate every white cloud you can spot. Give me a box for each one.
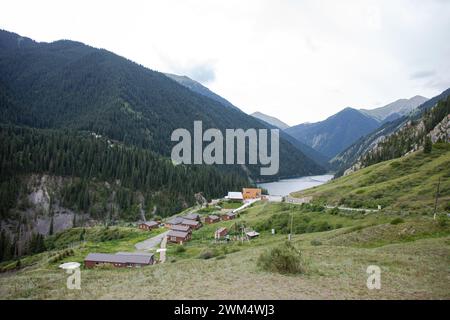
[1,0,449,124]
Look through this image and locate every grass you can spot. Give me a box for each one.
[1,199,449,299]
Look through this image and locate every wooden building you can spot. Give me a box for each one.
[226,191,243,201]
[164,217,184,228]
[246,231,260,239]
[215,227,228,239]
[182,213,200,221]
[138,221,159,231]
[84,252,154,268]
[167,230,191,244]
[242,188,262,200]
[205,215,220,224]
[170,224,191,234]
[180,218,202,230]
[221,212,237,221]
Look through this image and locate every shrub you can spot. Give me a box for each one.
[257,242,307,275]
[437,214,448,227]
[175,245,186,253]
[328,207,339,215]
[199,250,215,260]
[310,239,322,246]
[390,217,405,225]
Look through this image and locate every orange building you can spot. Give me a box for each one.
[242,188,262,200]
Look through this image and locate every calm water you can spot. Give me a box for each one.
[258,174,334,196]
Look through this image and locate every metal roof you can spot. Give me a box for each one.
[227,192,243,199]
[167,230,189,238]
[208,215,220,219]
[166,217,184,225]
[84,252,153,264]
[246,231,260,237]
[181,219,199,226]
[141,221,158,227]
[183,213,200,220]
[170,224,190,232]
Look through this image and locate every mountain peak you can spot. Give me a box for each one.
[250,111,290,130]
[360,95,428,122]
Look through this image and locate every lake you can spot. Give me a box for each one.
[258,174,334,196]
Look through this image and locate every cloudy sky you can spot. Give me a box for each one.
[1,0,449,124]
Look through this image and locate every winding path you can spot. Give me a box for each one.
[134,230,170,251]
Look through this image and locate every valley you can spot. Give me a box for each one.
[0,142,449,299]
[0,26,449,301]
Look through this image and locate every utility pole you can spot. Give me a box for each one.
[288,212,294,241]
[433,177,441,220]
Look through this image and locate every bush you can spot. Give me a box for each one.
[199,250,215,260]
[257,242,307,275]
[390,217,405,225]
[175,245,186,253]
[437,214,448,227]
[310,239,322,246]
[328,207,340,215]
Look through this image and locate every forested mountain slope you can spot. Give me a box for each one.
[0,29,324,181]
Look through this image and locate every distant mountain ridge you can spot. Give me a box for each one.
[285,107,380,158]
[164,73,241,112]
[164,74,329,168]
[360,95,428,122]
[331,88,450,176]
[251,111,290,130]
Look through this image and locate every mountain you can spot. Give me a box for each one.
[163,73,241,112]
[360,95,428,122]
[331,88,450,176]
[251,111,290,130]
[285,107,380,158]
[0,29,324,182]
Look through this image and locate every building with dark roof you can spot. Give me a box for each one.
[205,215,220,224]
[138,221,159,230]
[170,224,191,234]
[84,252,154,268]
[180,218,202,230]
[221,212,237,221]
[164,217,184,228]
[183,213,200,221]
[167,230,191,244]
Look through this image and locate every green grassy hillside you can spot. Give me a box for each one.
[293,143,450,212]
[1,200,449,299]
[1,146,450,299]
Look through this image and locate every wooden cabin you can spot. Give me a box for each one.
[138,221,159,231]
[164,217,184,229]
[205,215,220,224]
[242,188,262,200]
[215,227,228,239]
[84,252,154,268]
[221,212,237,221]
[167,230,191,244]
[182,213,200,221]
[180,218,202,230]
[170,224,192,234]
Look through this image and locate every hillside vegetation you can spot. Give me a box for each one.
[0,29,324,182]
[0,201,449,299]
[292,143,450,212]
